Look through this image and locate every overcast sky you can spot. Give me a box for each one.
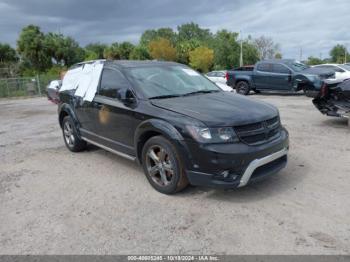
[0,0,349,60]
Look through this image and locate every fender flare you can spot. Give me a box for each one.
[58,103,80,130]
[134,119,187,163]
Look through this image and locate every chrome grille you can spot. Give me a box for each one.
[234,116,281,145]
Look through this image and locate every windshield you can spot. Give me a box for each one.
[126,65,221,99]
[285,61,309,72]
[339,64,350,71]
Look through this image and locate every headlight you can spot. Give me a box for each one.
[186,126,239,143]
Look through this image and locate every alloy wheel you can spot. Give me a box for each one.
[145,145,174,187]
[63,121,75,146]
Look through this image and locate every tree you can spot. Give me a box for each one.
[211,30,240,69]
[177,22,212,42]
[176,39,201,64]
[85,43,107,59]
[17,25,52,71]
[189,46,214,73]
[118,42,134,59]
[148,38,176,61]
[274,52,282,59]
[330,44,349,64]
[45,33,85,66]
[0,43,18,63]
[140,28,177,47]
[242,38,260,65]
[103,43,120,59]
[253,36,280,60]
[129,45,150,60]
[306,56,324,65]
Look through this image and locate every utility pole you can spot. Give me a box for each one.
[239,30,243,67]
[299,47,303,62]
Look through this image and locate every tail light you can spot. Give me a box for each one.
[225,72,229,81]
[320,83,328,97]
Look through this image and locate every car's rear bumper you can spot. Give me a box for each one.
[182,128,289,189]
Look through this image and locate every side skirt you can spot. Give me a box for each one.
[81,136,136,161]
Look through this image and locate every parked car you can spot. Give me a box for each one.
[46,80,61,103]
[226,59,335,96]
[58,60,289,194]
[206,70,227,84]
[312,64,350,84]
[214,82,234,92]
[313,79,350,120]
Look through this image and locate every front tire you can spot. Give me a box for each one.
[141,136,189,194]
[62,116,86,152]
[235,81,250,95]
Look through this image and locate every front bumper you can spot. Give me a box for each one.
[182,128,289,189]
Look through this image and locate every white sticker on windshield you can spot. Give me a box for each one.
[182,68,200,76]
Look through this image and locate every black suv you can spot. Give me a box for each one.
[58,60,289,194]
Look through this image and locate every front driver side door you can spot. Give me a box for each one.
[271,63,293,90]
[89,67,138,156]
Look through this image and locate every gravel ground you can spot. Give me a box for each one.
[0,95,349,255]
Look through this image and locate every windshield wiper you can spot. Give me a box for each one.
[149,94,182,99]
[182,90,220,97]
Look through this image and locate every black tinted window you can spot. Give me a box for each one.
[273,64,290,74]
[257,63,273,72]
[99,69,129,98]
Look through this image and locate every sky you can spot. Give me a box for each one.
[0,0,349,60]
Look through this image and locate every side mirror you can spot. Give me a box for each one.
[116,88,136,105]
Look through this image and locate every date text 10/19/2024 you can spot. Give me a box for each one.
[127,255,219,261]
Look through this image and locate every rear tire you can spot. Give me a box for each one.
[141,136,189,194]
[236,81,250,95]
[62,116,86,152]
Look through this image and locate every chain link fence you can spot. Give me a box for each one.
[0,75,57,98]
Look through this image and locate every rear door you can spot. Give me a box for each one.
[81,67,138,156]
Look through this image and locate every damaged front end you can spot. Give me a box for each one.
[313,79,350,118]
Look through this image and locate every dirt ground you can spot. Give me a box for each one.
[0,94,349,255]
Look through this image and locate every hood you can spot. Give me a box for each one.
[300,67,335,79]
[151,92,278,127]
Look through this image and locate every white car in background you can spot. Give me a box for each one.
[313,64,350,83]
[205,70,233,92]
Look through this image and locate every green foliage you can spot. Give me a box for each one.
[149,38,176,61]
[243,40,260,65]
[211,30,239,69]
[306,56,324,65]
[176,39,201,64]
[330,44,349,63]
[129,45,150,60]
[274,52,282,59]
[9,23,274,77]
[84,50,99,61]
[140,28,177,47]
[45,33,85,66]
[85,43,107,59]
[118,42,134,59]
[0,43,18,63]
[189,46,214,73]
[177,22,212,42]
[17,25,52,72]
[103,43,120,59]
